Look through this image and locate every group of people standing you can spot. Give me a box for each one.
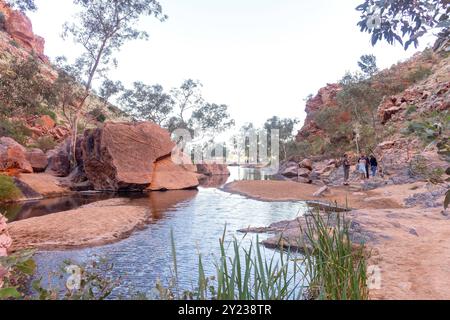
[342,153,378,185]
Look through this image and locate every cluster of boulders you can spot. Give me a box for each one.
[0,137,47,174]
[46,122,230,192]
[378,83,450,125]
[25,115,70,142]
[1,121,231,193]
[278,158,315,184]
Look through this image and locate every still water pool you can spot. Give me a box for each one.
[10,168,311,297]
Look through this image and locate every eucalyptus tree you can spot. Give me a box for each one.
[170,79,204,125]
[5,0,36,11]
[358,54,379,78]
[357,0,449,50]
[61,0,166,166]
[263,116,299,160]
[120,82,174,126]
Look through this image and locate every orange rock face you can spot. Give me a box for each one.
[25,148,48,172]
[0,137,33,173]
[82,122,176,191]
[296,83,343,141]
[149,156,199,191]
[0,0,47,62]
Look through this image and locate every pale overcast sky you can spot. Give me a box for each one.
[29,0,435,129]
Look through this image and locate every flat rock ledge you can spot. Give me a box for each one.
[239,214,374,253]
[8,205,150,251]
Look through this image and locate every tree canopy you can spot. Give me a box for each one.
[356,0,449,50]
[120,82,174,126]
[5,0,36,12]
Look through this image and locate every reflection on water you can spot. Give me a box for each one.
[0,193,117,222]
[32,168,308,298]
[228,166,278,182]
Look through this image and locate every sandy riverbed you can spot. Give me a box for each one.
[8,199,150,251]
[224,180,450,300]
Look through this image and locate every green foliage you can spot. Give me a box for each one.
[409,155,445,184]
[302,213,369,300]
[0,58,53,117]
[120,79,235,135]
[405,104,417,116]
[406,66,433,83]
[1,251,118,300]
[37,107,58,122]
[30,136,57,153]
[162,212,369,301]
[120,82,174,125]
[165,228,304,300]
[0,250,36,299]
[5,0,37,12]
[88,107,107,123]
[0,118,32,145]
[8,40,19,48]
[0,176,22,203]
[356,0,449,50]
[358,54,378,77]
[403,110,448,144]
[190,103,235,134]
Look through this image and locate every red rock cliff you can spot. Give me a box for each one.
[0,0,47,62]
[296,83,344,141]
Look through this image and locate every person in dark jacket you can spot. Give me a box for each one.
[364,155,370,179]
[369,155,378,178]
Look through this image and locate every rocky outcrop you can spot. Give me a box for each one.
[0,0,47,62]
[0,214,11,256]
[17,173,69,198]
[296,83,343,141]
[25,115,70,142]
[25,148,47,172]
[196,162,230,176]
[82,122,176,191]
[46,139,72,177]
[278,160,313,183]
[0,137,32,173]
[149,156,199,191]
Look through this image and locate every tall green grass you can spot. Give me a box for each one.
[301,213,369,300]
[164,211,369,301]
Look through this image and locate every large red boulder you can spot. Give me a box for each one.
[25,148,48,172]
[46,139,72,177]
[82,122,176,191]
[149,156,199,191]
[0,137,33,173]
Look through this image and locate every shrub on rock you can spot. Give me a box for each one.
[0,175,23,202]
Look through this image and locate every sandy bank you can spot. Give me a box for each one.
[224,180,450,300]
[223,180,402,209]
[8,203,150,251]
[18,173,71,198]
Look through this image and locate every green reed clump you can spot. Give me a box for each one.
[301,212,369,300]
[166,229,304,301]
[162,211,369,301]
